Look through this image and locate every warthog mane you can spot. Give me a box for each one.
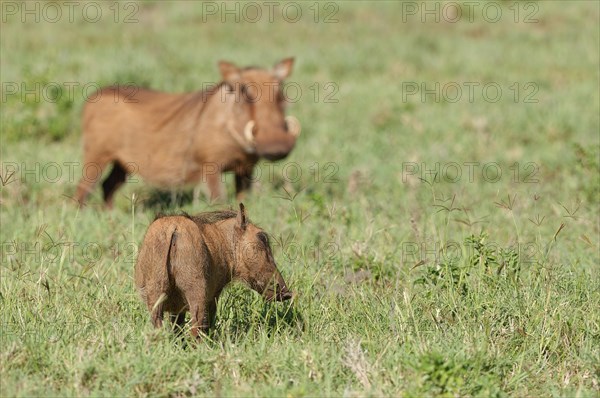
[154,210,245,225]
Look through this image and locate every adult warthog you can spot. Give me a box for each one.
[74,58,301,207]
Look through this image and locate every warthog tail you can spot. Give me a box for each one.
[165,226,178,284]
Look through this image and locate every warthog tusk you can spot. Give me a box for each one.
[243,120,255,143]
[285,115,301,137]
[227,120,256,154]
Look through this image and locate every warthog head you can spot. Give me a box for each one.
[234,204,292,301]
[221,58,301,161]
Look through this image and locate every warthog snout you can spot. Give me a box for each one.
[256,116,302,161]
[270,271,293,302]
[277,285,293,301]
[260,146,294,161]
[264,279,293,302]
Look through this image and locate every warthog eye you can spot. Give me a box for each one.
[240,84,258,103]
[277,89,286,104]
[256,232,270,247]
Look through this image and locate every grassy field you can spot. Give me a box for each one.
[1,1,599,396]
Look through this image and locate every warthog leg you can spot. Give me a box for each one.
[102,162,127,208]
[170,312,187,335]
[150,297,165,328]
[189,300,208,339]
[235,172,253,202]
[74,154,112,206]
[192,186,203,207]
[206,299,218,330]
[206,172,223,203]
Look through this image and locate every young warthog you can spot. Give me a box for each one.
[134,203,292,337]
[75,58,301,207]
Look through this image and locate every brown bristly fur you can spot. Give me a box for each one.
[154,210,239,225]
[75,58,300,208]
[135,203,292,339]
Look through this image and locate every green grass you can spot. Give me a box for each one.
[1,1,599,396]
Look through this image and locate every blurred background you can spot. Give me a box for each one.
[2,1,598,244]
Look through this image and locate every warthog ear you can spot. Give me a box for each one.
[237,203,247,231]
[273,57,294,80]
[219,61,240,81]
